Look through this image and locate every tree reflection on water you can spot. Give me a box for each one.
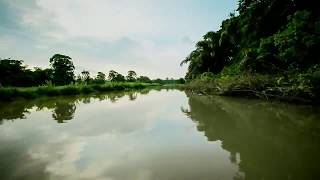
[182,92,320,180]
[0,89,152,124]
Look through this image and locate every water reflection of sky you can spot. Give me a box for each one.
[0,90,240,180]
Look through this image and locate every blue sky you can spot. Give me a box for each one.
[0,0,237,78]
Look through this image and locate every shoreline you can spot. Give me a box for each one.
[181,77,319,105]
[0,82,160,102]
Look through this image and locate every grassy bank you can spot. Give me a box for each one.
[183,74,320,104]
[0,82,160,101]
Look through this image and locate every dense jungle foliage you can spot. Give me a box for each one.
[181,0,320,100]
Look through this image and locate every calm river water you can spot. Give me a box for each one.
[1,89,320,180]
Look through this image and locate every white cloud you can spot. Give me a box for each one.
[0,35,15,51]
[71,38,191,78]
[21,0,157,40]
[2,0,191,78]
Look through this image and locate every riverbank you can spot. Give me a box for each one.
[183,74,320,105]
[0,82,160,101]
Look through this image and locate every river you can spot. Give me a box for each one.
[0,89,320,180]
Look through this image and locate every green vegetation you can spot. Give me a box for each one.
[0,55,185,88]
[1,53,185,100]
[0,82,159,101]
[181,0,320,103]
[50,54,75,85]
[0,59,52,87]
[184,74,320,104]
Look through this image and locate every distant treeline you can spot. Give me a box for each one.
[0,54,185,87]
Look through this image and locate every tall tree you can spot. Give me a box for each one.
[96,72,106,81]
[108,70,118,81]
[81,70,90,83]
[49,54,75,85]
[126,70,137,82]
[115,73,125,82]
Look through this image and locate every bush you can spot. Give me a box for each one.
[0,82,157,101]
[0,88,18,101]
[200,72,215,81]
[112,84,125,91]
[309,70,320,95]
[60,86,80,95]
[36,87,61,96]
[18,90,37,99]
[91,84,111,92]
[81,86,95,94]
